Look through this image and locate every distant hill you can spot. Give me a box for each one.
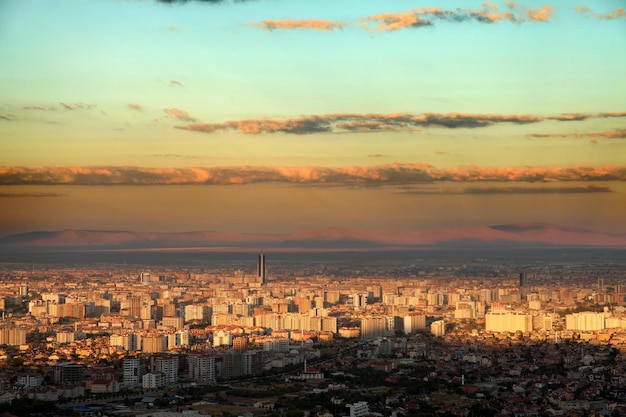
[1,223,625,251]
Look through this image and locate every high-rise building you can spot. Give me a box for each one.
[520,272,529,299]
[188,353,216,384]
[123,356,142,388]
[258,252,266,284]
[153,354,179,384]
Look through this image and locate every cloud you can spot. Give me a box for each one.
[248,19,344,31]
[170,80,183,86]
[22,105,58,111]
[399,184,614,195]
[1,164,625,187]
[0,192,65,198]
[361,3,554,31]
[59,102,97,111]
[528,130,626,139]
[575,6,626,20]
[164,107,196,122]
[175,111,626,135]
[368,154,387,158]
[22,103,96,111]
[128,103,142,111]
[247,3,554,33]
[463,185,613,194]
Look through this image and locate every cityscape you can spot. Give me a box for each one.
[0,249,625,416]
[1,0,626,416]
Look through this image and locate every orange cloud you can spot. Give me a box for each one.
[524,5,554,21]
[249,19,344,31]
[575,6,626,20]
[1,164,625,186]
[164,107,195,122]
[361,4,553,31]
[170,80,183,86]
[175,111,626,135]
[128,103,142,110]
[362,11,433,32]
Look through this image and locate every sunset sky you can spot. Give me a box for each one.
[1,0,625,237]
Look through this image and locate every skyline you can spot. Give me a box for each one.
[1,0,625,237]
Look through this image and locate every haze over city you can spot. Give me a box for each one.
[1,0,625,241]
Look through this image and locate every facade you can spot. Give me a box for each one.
[258,252,266,284]
[431,320,446,337]
[403,313,426,334]
[565,312,605,331]
[360,316,389,339]
[153,354,179,384]
[122,356,142,388]
[485,311,534,333]
[188,353,216,385]
[346,401,369,417]
[52,362,84,385]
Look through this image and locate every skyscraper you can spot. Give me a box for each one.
[519,272,529,299]
[258,252,266,284]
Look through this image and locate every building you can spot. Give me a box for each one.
[143,334,166,353]
[360,316,389,339]
[403,313,426,334]
[52,362,84,385]
[346,401,369,417]
[0,326,27,346]
[485,311,533,333]
[123,356,142,388]
[520,272,530,299]
[565,312,605,331]
[188,353,216,385]
[454,301,478,320]
[142,372,165,390]
[153,354,179,384]
[431,320,446,337]
[213,329,232,348]
[258,252,266,284]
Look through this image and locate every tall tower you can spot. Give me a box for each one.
[258,252,266,284]
[519,272,529,299]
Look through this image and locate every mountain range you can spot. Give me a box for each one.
[1,223,625,251]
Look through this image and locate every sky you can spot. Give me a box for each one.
[0,0,625,236]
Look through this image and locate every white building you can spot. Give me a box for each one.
[346,401,369,417]
[485,311,533,333]
[431,320,446,337]
[122,356,142,388]
[142,372,165,389]
[403,313,426,334]
[213,329,232,348]
[565,312,605,331]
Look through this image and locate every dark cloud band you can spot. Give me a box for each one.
[175,111,626,135]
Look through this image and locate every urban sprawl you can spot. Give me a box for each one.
[0,253,625,417]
